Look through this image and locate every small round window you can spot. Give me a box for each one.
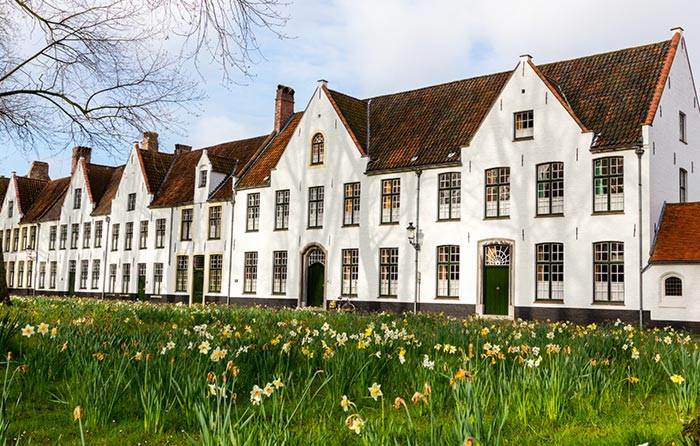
[664,276,682,297]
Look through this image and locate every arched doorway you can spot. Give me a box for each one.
[301,245,326,308]
[477,240,515,317]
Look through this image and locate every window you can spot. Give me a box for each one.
[12,229,19,252]
[21,227,27,250]
[155,219,166,248]
[514,110,534,139]
[243,252,258,294]
[49,262,57,289]
[29,226,36,250]
[536,243,564,300]
[593,157,624,212]
[108,264,117,293]
[379,248,398,297]
[73,188,82,209]
[680,111,687,143]
[58,225,66,250]
[343,183,361,226]
[199,169,208,188]
[209,255,222,293]
[341,249,359,296]
[124,222,133,250]
[138,263,146,280]
[4,229,10,252]
[111,224,119,251]
[438,173,461,220]
[94,221,103,248]
[17,261,23,288]
[680,168,688,203]
[26,261,32,289]
[308,186,324,228]
[153,263,163,294]
[594,241,625,302]
[485,167,510,218]
[122,264,131,294]
[79,260,88,289]
[70,223,79,249]
[7,201,12,218]
[139,221,148,249]
[83,223,91,249]
[127,193,136,211]
[272,251,287,294]
[436,245,460,297]
[7,262,14,287]
[246,193,260,231]
[311,133,324,165]
[181,209,192,241]
[664,276,682,297]
[38,262,46,289]
[537,162,564,215]
[275,190,290,230]
[381,179,401,224]
[91,260,100,289]
[208,206,221,239]
[176,256,188,292]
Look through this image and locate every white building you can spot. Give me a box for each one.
[2,28,700,327]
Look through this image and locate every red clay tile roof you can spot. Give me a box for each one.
[83,162,118,205]
[137,149,174,194]
[21,177,71,223]
[208,154,238,175]
[150,134,270,207]
[364,71,512,171]
[650,202,700,263]
[235,113,303,190]
[0,177,9,210]
[325,87,367,156]
[91,165,125,216]
[14,176,48,215]
[539,39,675,150]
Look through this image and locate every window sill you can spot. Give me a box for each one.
[591,211,624,216]
[591,301,625,306]
[435,296,459,300]
[533,299,565,304]
[484,216,510,221]
[680,139,688,145]
[437,219,460,223]
[342,224,360,228]
[242,292,257,295]
[377,295,398,299]
[245,230,259,233]
[273,228,289,232]
[306,226,323,230]
[379,222,400,226]
[535,214,564,219]
[513,136,534,142]
[271,292,287,296]
[208,238,221,241]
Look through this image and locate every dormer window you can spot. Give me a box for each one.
[7,201,13,218]
[127,193,136,211]
[199,169,208,188]
[73,189,82,209]
[514,110,534,140]
[311,133,325,165]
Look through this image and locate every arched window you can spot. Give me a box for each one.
[311,133,324,165]
[664,276,682,297]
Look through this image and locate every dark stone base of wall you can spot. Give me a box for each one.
[227,296,298,308]
[514,306,651,326]
[344,300,476,316]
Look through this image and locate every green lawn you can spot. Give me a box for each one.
[0,296,697,445]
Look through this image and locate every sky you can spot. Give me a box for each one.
[4,0,700,178]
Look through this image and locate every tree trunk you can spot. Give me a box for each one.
[0,249,11,306]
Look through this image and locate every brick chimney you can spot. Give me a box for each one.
[174,144,192,156]
[142,132,159,152]
[274,85,295,133]
[27,161,50,181]
[71,146,92,174]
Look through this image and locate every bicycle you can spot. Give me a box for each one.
[335,296,356,312]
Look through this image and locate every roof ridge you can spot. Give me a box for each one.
[645,34,681,125]
[539,39,672,69]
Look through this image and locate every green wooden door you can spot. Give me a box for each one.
[484,266,509,315]
[306,263,324,307]
[138,275,146,301]
[192,270,203,304]
[68,272,76,297]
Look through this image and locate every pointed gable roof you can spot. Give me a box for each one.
[14,176,48,215]
[83,162,118,205]
[21,177,71,223]
[325,87,367,156]
[91,165,125,216]
[235,113,303,190]
[650,202,700,263]
[150,134,271,207]
[137,149,174,194]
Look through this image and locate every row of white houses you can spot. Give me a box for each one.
[3,28,700,327]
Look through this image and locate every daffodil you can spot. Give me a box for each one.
[345,414,364,435]
[210,347,227,362]
[340,395,355,412]
[250,385,263,404]
[21,325,34,338]
[263,383,274,396]
[37,323,49,336]
[272,377,284,389]
[671,374,685,384]
[368,382,383,401]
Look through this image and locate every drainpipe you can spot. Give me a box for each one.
[226,191,236,305]
[636,147,644,329]
[33,223,40,297]
[413,170,422,314]
[100,216,110,299]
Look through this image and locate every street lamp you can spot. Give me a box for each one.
[406,222,419,250]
